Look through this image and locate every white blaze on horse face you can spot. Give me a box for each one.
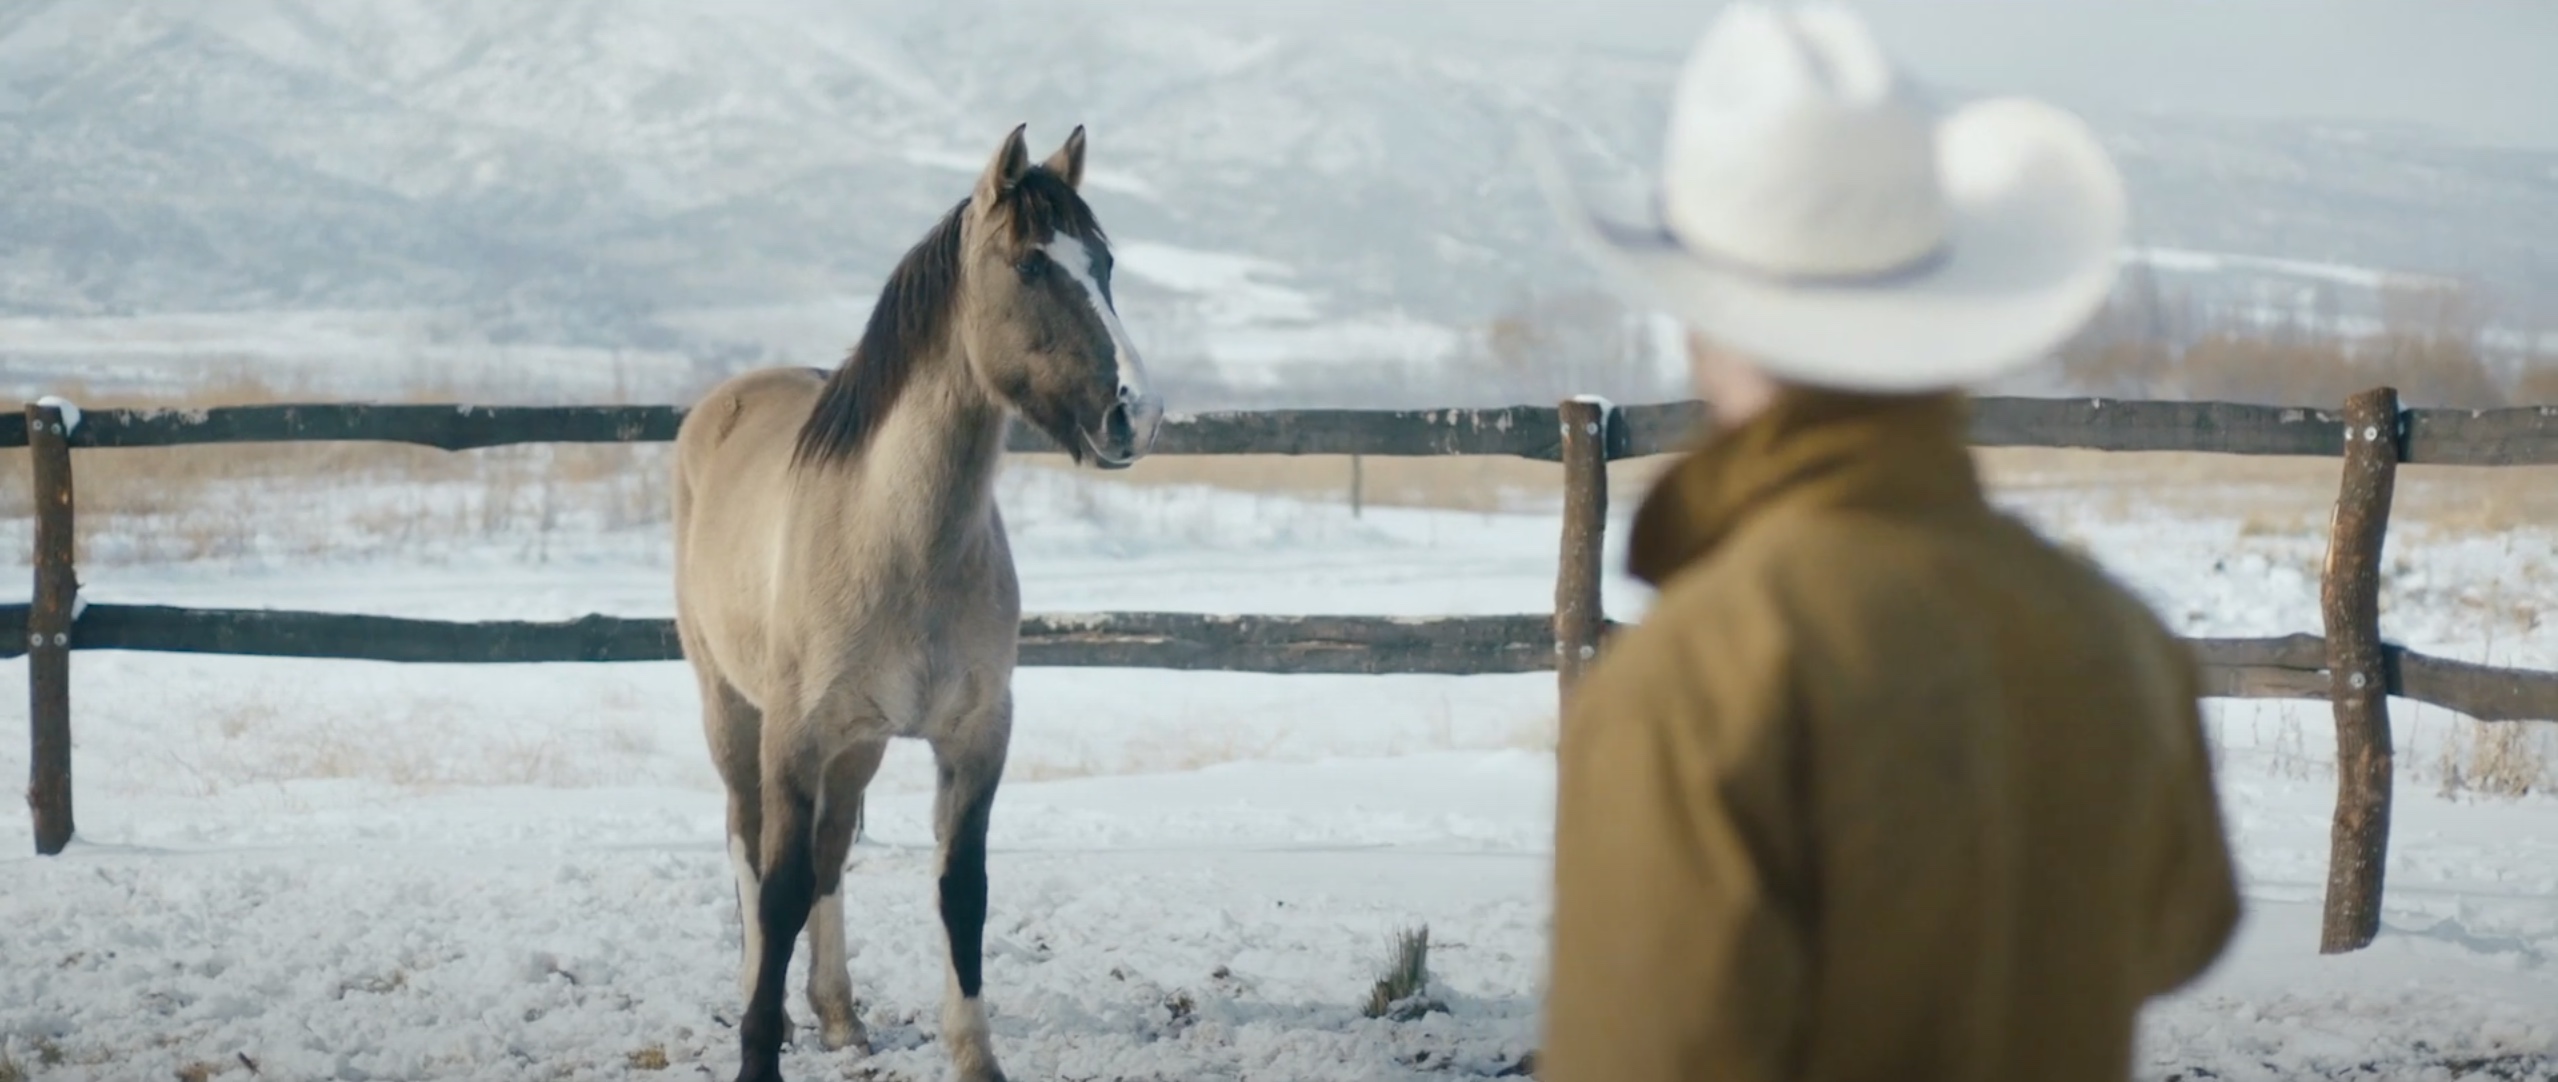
[1039,233,1153,406]
[729,834,764,1003]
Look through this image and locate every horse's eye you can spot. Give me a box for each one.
[1015,252,1047,281]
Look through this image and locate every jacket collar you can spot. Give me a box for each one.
[1627,389,1985,586]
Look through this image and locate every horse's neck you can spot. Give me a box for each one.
[852,346,1008,546]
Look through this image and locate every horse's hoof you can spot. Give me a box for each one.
[818,1013,870,1055]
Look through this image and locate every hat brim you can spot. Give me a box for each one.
[1527,98,2127,392]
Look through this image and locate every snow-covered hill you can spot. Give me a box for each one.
[4,0,2554,397]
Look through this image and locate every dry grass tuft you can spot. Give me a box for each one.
[0,374,671,567]
[13,313,2558,560]
[2063,329,2510,410]
[1501,712,1559,754]
[1970,445,2558,538]
[625,1045,671,1072]
[1005,725,1292,784]
[2438,721,2553,799]
[1362,925,1442,1021]
[2054,273,2536,410]
[172,689,657,793]
[1011,451,1670,516]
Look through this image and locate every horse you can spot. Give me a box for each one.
[671,123,1161,1082]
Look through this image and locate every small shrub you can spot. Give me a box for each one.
[2439,720,2552,799]
[1363,924,1443,1021]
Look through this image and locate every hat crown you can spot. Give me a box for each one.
[1660,4,1947,279]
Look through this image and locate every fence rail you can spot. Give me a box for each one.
[0,605,1562,675]
[6,603,2554,716]
[14,397,2558,464]
[14,390,2558,956]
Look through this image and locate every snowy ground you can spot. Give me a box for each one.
[2,457,2556,1080]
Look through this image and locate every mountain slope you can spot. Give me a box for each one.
[2,0,2552,368]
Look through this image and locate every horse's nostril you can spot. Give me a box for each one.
[1105,401,1134,444]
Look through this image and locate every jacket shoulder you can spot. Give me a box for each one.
[1643,502,2191,679]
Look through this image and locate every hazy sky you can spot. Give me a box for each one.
[1150,0,2558,151]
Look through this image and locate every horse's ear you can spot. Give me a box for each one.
[976,123,1032,205]
[1042,125,1087,190]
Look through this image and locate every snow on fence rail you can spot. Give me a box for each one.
[10,390,2557,955]
[0,605,1563,674]
[13,395,2558,462]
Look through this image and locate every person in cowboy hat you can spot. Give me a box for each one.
[1526,4,2241,1080]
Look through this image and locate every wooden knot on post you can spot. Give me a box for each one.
[2319,386,2400,954]
[23,402,79,855]
[1555,398,1612,708]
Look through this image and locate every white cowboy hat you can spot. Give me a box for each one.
[1526,1,2127,392]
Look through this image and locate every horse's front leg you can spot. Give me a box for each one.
[806,740,886,1056]
[929,698,1012,1082]
[737,769,817,1082]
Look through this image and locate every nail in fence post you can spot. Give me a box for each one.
[25,402,77,856]
[1555,398,1610,707]
[2320,386,2400,953]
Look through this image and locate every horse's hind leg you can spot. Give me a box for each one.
[929,699,1012,1082]
[694,672,770,1008]
[806,739,887,1054]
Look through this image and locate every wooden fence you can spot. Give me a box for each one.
[13,390,2558,954]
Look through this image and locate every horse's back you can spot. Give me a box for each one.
[678,367,825,467]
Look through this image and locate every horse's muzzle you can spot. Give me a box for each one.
[1086,392,1163,470]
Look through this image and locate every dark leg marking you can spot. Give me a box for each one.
[737,792,815,1082]
[937,778,998,998]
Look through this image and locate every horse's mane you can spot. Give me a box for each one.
[792,167,1104,467]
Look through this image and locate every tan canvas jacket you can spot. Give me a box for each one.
[1541,391,2241,1082]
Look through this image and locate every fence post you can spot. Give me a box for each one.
[25,402,77,856]
[1555,397,1610,706]
[2320,386,2400,953]
[1350,454,1365,519]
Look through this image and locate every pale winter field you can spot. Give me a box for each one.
[1,389,2555,1080]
